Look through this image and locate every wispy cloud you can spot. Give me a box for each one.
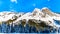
[10,0,17,3]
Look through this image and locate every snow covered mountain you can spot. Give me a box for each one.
[0,7,60,32]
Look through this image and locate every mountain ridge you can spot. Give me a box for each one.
[0,7,60,31]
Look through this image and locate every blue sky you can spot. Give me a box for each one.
[0,0,60,13]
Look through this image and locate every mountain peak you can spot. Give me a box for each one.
[32,8,41,14]
[41,7,57,16]
[41,7,48,10]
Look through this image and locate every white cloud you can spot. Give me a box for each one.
[10,0,17,3]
